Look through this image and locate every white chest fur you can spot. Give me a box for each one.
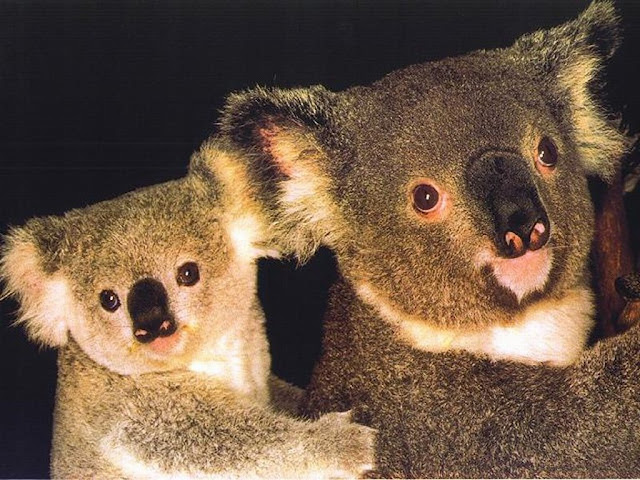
[357,283,594,366]
[188,296,271,404]
[189,350,269,403]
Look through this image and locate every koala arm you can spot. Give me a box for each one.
[268,373,305,417]
[104,371,375,480]
[304,277,640,478]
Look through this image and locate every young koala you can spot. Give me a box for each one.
[0,140,375,479]
[219,1,640,476]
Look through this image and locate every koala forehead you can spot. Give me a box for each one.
[341,54,556,171]
[59,178,229,289]
[329,58,566,229]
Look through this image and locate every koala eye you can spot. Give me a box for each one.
[99,290,121,312]
[412,183,441,214]
[536,137,558,169]
[176,262,200,287]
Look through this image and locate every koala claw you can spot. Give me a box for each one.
[316,410,377,479]
[616,272,640,329]
[615,273,640,300]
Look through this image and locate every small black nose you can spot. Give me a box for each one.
[127,278,176,343]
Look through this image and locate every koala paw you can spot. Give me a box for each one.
[315,410,377,479]
[616,272,640,329]
[616,273,640,300]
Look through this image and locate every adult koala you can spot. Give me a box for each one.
[220,1,640,477]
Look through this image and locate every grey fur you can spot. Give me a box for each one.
[1,142,375,479]
[220,1,638,477]
[305,277,640,477]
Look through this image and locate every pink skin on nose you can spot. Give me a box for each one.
[477,221,552,301]
[148,332,181,354]
[491,247,552,301]
[505,231,525,256]
[529,222,546,251]
[135,321,181,354]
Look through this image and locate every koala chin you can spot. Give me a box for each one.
[219,2,630,367]
[1,140,375,479]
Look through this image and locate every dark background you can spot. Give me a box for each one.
[1,1,638,477]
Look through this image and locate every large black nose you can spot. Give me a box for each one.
[466,154,551,258]
[127,278,176,343]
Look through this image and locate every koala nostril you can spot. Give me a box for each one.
[157,319,177,338]
[503,219,549,258]
[133,318,177,343]
[505,231,526,258]
[528,221,549,251]
[134,328,154,343]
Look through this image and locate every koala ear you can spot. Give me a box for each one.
[1,217,74,347]
[512,0,628,181]
[513,0,621,65]
[219,85,335,179]
[219,86,343,260]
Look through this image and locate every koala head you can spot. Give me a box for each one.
[220,1,629,332]
[1,142,274,378]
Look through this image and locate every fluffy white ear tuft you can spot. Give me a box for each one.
[512,0,629,181]
[557,55,628,182]
[218,85,345,261]
[1,228,70,347]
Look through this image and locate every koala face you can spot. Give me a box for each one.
[2,144,273,380]
[323,65,597,328]
[58,179,235,375]
[220,2,628,336]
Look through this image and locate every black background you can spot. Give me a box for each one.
[1,1,638,477]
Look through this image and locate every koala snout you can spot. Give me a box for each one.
[127,278,177,343]
[492,184,551,258]
[466,154,551,258]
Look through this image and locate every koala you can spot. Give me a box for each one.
[221,2,629,367]
[0,140,375,479]
[218,1,640,477]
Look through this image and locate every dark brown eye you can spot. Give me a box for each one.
[99,290,120,312]
[537,137,558,168]
[177,262,200,286]
[412,184,440,213]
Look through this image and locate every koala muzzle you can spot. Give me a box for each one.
[466,154,550,259]
[127,278,177,343]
